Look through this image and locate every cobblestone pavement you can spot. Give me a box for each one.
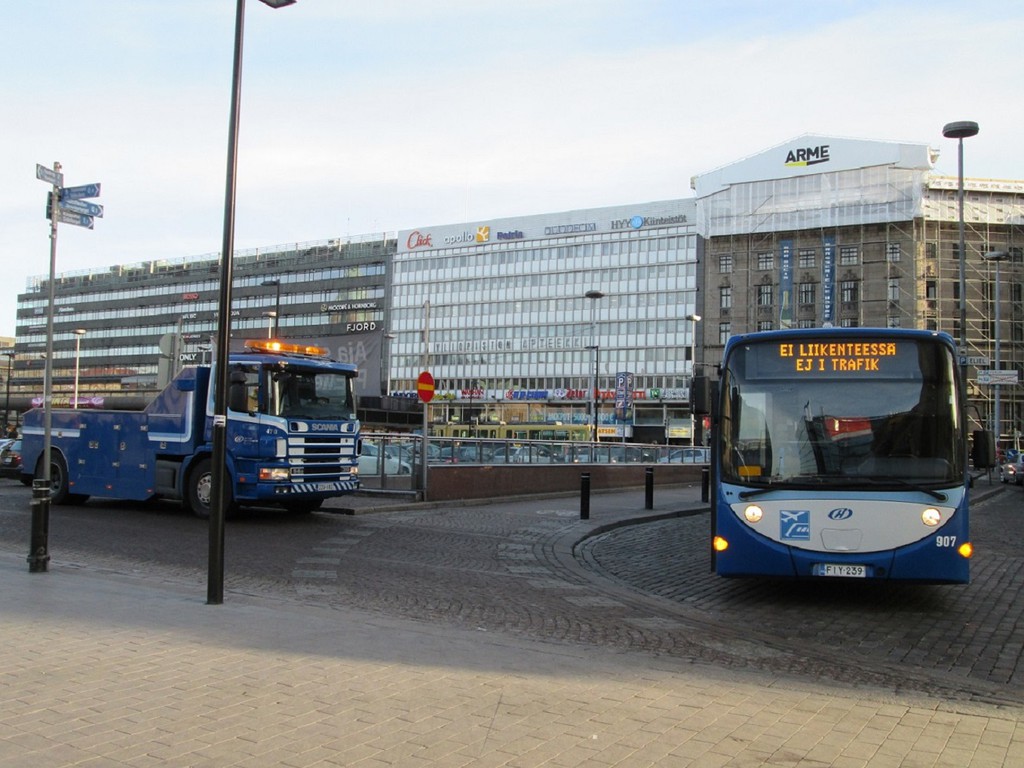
[1,482,1020,710]
[2,482,1024,767]
[578,485,1024,707]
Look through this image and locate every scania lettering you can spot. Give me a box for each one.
[20,339,362,517]
[693,328,994,583]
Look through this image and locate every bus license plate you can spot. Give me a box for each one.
[814,563,867,578]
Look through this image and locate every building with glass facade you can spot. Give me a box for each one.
[10,235,392,416]
[389,200,701,443]
[692,134,1024,446]
[10,133,1024,447]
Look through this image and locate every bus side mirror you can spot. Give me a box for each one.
[691,375,712,416]
[971,430,996,469]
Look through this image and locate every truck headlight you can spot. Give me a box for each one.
[259,467,291,481]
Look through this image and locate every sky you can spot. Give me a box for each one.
[3,1,1023,339]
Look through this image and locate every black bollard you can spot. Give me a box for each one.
[645,466,654,509]
[28,479,51,573]
[580,472,591,520]
[701,467,710,503]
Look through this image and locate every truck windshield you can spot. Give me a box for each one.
[719,336,962,487]
[267,368,357,421]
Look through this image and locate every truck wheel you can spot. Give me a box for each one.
[186,458,213,518]
[36,453,89,506]
[185,458,235,519]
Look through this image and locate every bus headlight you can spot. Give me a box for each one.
[743,504,763,523]
[921,507,942,527]
[958,542,974,558]
[713,536,729,551]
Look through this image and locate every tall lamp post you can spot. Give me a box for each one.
[686,313,701,447]
[209,0,297,607]
[2,350,14,434]
[942,121,979,356]
[585,290,605,442]
[261,278,281,335]
[262,310,277,338]
[72,329,86,409]
[984,251,1010,444]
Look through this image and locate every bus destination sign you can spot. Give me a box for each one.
[778,341,899,373]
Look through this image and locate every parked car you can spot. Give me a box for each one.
[658,447,710,464]
[359,441,412,475]
[998,457,1024,485]
[0,439,31,484]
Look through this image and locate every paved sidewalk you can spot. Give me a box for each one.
[2,485,1022,767]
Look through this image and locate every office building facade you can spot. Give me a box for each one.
[390,200,702,442]
[692,134,1024,444]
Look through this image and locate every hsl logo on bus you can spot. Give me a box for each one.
[828,508,854,520]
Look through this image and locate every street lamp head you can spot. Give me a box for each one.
[584,290,605,300]
[258,0,297,7]
[261,279,280,287]
[686,314,701,322]
[942,121,979,140]
[73,328,87,337]
[983,250,1010,262]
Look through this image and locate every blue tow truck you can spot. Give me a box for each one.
[20,339,361,516]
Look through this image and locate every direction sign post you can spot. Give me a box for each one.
[31,162,103,574]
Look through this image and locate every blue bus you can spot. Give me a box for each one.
[696,328,994,583]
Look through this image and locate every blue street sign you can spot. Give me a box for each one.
[36,163,64,187]
[59,198,104,218]
[60,183,101,200]
[55,209,94,229]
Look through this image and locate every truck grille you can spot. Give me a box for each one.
[286,435,358,483]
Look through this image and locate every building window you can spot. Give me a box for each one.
[798,249,815,269]
[718,322,731,345]
[841,318,859,328]
[887,243,901,262]
[757,321,773,332]
[756,252,773,270]
[840,280,858,303]
[718,254,733,274]
[797,319,815,329]
[798,282,815,305]
[757,284,774,306]
[839,246,859,265]
[887,278,900,302]
[719,286,732,310]
[888,316,902,328]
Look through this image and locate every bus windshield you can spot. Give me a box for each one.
[719,335,962,487]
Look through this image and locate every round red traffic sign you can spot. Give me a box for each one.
[416,371,435,403]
